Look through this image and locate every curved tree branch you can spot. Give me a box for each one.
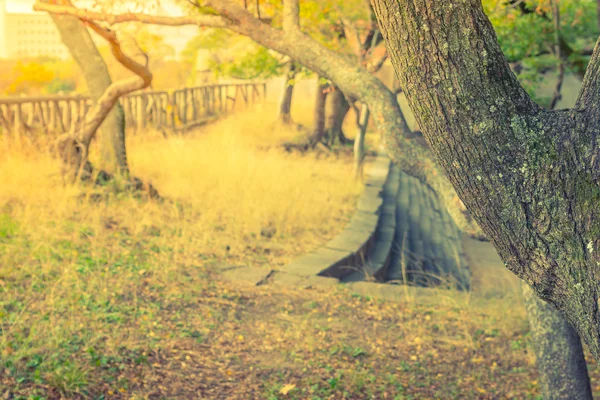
[368,50,388,73]
[33,2,228,27]
[37,3,153,177]
[32,0,484,237]
[77,20,152,147]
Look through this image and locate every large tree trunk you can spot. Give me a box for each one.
[279,62,296,124]
[309,77,328,146]
[325,87,351,145]
[522,282,593,399]
[372,0,600,359]
[47,1,129,176]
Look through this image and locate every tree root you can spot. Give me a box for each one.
[79,167,161,202]
[54,134,160,200]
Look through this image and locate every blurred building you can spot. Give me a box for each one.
[0,0,70,59]
[0,0,197,61]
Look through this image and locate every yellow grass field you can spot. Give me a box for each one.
[1,103,599,399]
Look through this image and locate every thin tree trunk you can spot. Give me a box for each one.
[47,0,128,176]
[597,0,600,32]
[354,103,369,179]
[522,282,593,400]
[549,0,565,110]
[309,77,328,146]
[279,62,296,124]
[326,87,351,145]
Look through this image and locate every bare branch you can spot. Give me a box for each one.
[365,0,376,23]
[597,0,600,32]
[282,0,299,31]
[549,0,564,110]
[123,35,150,69]
[360,1,381,53]
[368,50,388,73]
[39,0,152,165]
[33,2,229,27]
[575,39,600,109]
[78,20,152,145]
[338,17,362,59]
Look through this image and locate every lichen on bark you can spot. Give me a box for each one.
[372,0,600,360]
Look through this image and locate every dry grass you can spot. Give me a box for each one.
[2,101,599,399]
[0,101,366,397]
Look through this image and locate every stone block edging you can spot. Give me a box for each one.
[218,147,398,291]
[284,148,392,280]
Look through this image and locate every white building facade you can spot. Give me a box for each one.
[0,0,70,59]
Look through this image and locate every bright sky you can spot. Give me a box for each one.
[5,0,200,56]
[5,0,187,15]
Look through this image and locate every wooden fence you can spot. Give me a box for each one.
[0,82,267,139]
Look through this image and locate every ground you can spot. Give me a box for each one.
[5,266,600,399]
[1,104,599,399]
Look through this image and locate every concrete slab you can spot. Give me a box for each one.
[304,275,339,288]
[344,281,452,304]
[285,247,353,277]
[326,229,372,253]
[221,266,274,286]
[346,212,379,232]
[357,188,383,214]
[269,271,306,286]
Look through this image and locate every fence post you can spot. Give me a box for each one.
[263,82,267,103]
[48,101,57,132]
[0,83,266,138]
[14,104,22,145]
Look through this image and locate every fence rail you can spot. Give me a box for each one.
[0,81,266,138]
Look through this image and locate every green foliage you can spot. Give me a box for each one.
[211,47,282,80]
[0,213,18,240]
[181,0,373,82]
[184,29,287,81]
[45,78,77,94]
[116,24,176,61]
[185,28,235,51]
[483,0,598,103]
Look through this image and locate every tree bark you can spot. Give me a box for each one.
[524,2,590,391]
[309,77,328,146]
[354,104,369,179]
[326,87,351,145]
[372,0,600,359]
[279,62,296,124]
[47,0,129,175]
[522,282,593,399]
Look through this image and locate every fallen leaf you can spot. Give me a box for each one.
[280,383,296,395]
